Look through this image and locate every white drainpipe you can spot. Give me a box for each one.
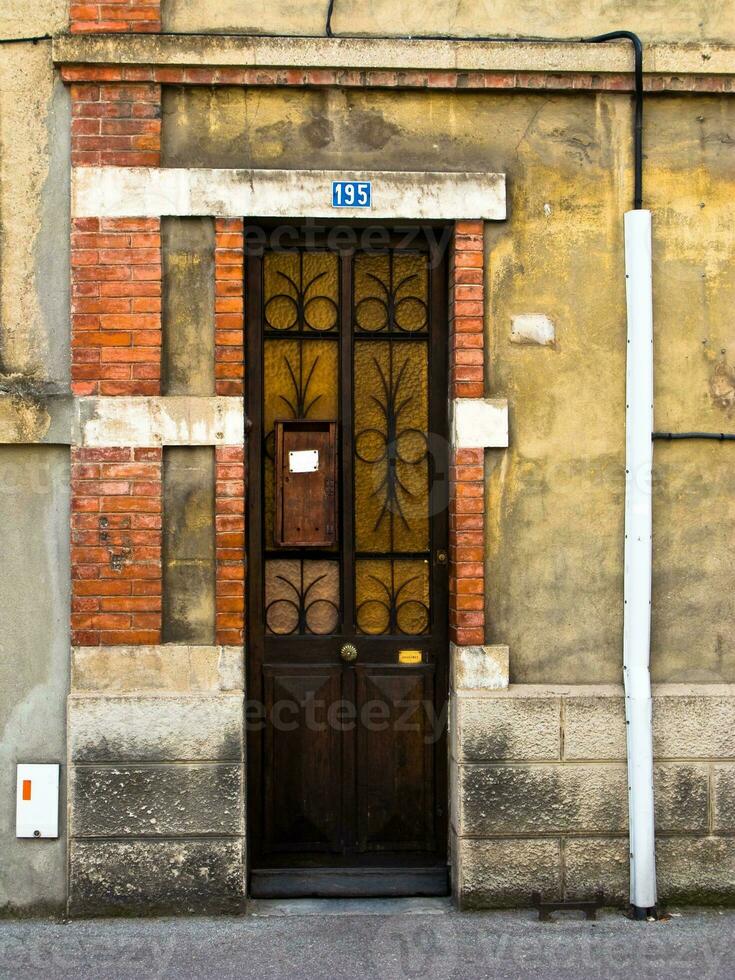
[623,208,657,916]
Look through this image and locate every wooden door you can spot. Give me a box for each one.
[247,227,449,897]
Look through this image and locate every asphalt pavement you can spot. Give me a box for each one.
[1,899,733,979]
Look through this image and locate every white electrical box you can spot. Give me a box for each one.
[16,764,60,839]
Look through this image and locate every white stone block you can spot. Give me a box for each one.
[452,398,508,449]
[451,644,510,690]
[510,314,556,347]
[74,396,245,447]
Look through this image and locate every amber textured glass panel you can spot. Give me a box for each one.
[356,559,430,635]
[265,560,340,635]
[263,339,339,547]
[264,250,338,332]
[354,251,428,334]
[354,340,429,553]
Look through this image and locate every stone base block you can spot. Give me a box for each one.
[657,838,735,905]
[451,683,735,909]
[69,839,245,916]
[67,681,246,915]
[453,835,561,909]
[68,693,244,763]
[71,764,244,837]
[564,838,629,904]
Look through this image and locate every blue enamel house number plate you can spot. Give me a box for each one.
[332,180,372,208]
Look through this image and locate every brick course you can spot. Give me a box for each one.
[60,64,735,95]
[71,447,163,646]
[215,447,246,646]
[72,217,162,396]
[215,219,245,397]
[71,1,162,34]
[71,82,161,168]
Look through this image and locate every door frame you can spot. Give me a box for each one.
[244,222,452,896]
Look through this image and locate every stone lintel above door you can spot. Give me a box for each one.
[72,167,507,221]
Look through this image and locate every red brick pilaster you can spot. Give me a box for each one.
[71,1,162,34]
[71,447,163,646]
[448,221,486,647]
[449,449,486,646]
[215,446,246,645]
[449,220,484,399]
[71,217,162,396]
[71,82,161,168]
[215,219,245,397]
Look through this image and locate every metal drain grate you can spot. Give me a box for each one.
[532,891,605,922]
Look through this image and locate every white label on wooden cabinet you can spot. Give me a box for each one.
[289,450,320,473]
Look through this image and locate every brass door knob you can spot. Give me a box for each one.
[340,643,358,663]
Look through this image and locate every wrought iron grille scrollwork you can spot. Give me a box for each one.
[356,565,430,636]
[354,353,428,535]
[264,349,323,462]
[264,251,338,333]
[354,251,428,334]
[265,561,340,635]
[278,352,322,419]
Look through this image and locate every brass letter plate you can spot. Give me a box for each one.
[398,649,423,665]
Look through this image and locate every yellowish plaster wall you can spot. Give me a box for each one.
[163,85,735,684]
[490,94,735,683]
[162,0,735,44]
[646,96,735,682]
[0,31,70,384]
[0,0,67,39]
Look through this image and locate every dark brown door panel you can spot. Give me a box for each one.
[356,666,436,852]
[247,227,449,896]
[262,666,343,853]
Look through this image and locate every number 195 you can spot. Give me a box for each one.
[332,181,371,208]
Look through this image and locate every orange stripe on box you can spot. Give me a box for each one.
[22,779,32,801]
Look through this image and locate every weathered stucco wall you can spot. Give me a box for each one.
[162,447,216,644]
[0,0,68,39]
[646,96,735,683]
[0,447,70,915]
[162,0,331,36]
[486,93,735,684]
[0,37,70,386]
[163,85,734,686]
[161,218,216,396]
[161,0,735,44]
[0,3,72,918]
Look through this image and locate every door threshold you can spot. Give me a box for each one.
[247,896,453,917]
[250,867,450,899]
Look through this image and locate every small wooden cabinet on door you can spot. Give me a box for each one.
[247,226,449,897]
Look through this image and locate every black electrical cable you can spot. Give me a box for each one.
[586,32,643,209]
[653,432,735,441]
[0,34,51,44]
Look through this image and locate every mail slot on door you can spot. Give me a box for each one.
[274,420,338,547]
